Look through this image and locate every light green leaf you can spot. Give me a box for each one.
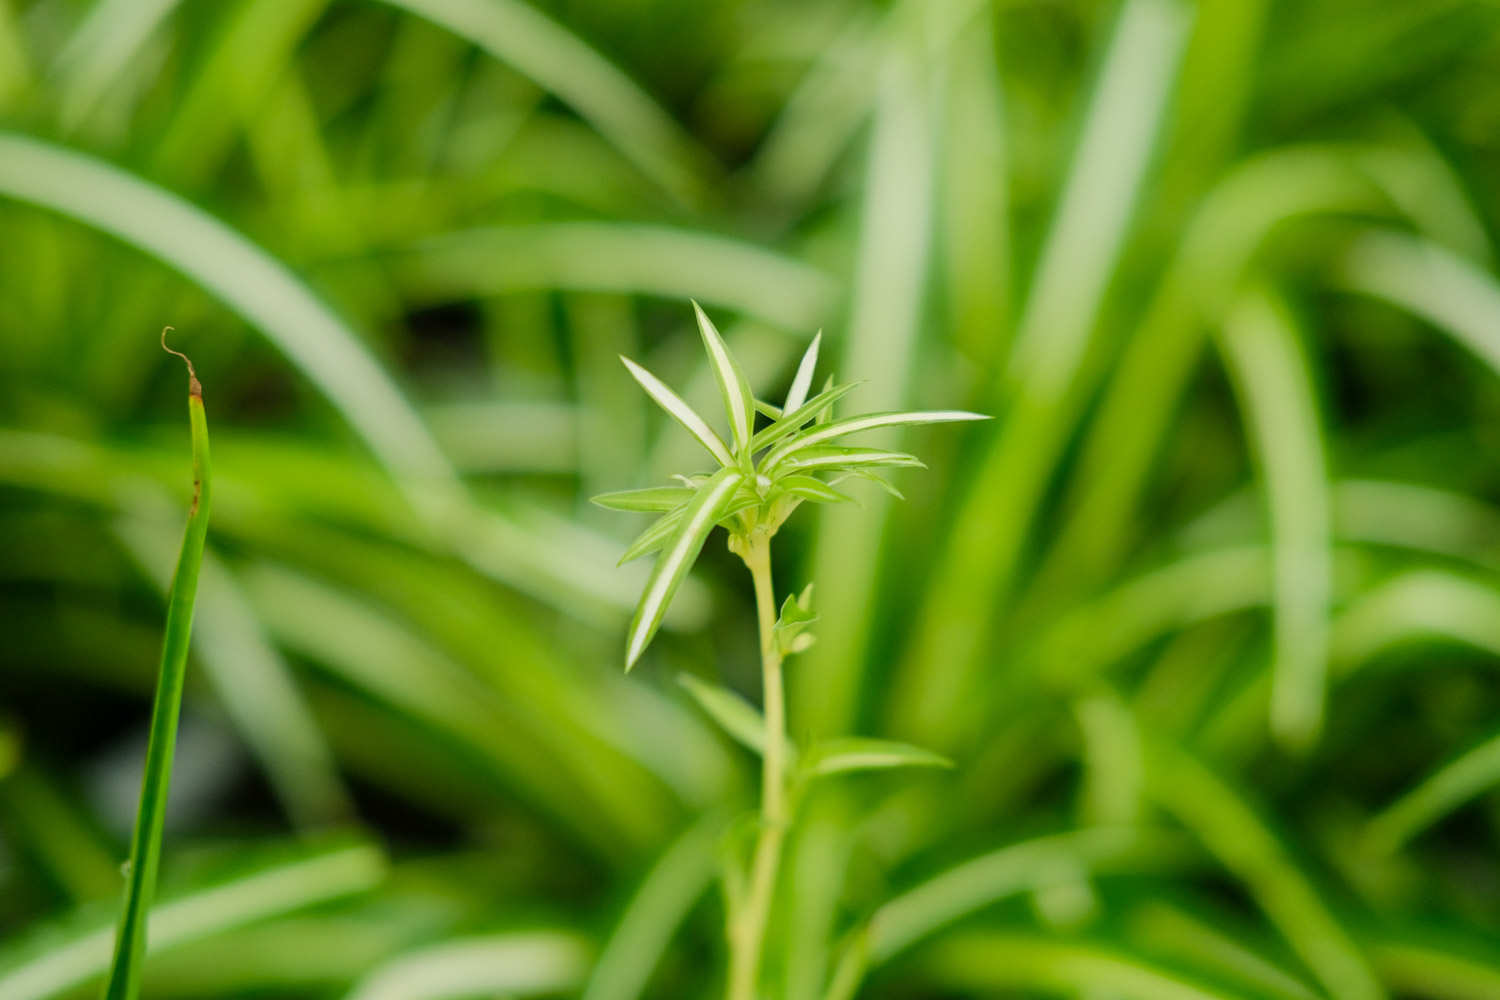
[592,486,695,513]
[678,675,768,755]
[782,447,926,472]
[835,467,906,501]
[804,738,952,778]
[783,332,823,413]
[617,508,685,566]
[754,400,784,420]
[765,410,987,469]
[693,302,756,456]
[750,382,863,455]
[626,469,744,668]
[779,475,853,506]
[344,930,588,1000]
[620,356,733,467]
[773,584,817,658]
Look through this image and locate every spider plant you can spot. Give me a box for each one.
[595,303,983,999]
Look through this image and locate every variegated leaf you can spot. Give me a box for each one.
[693,302,755,456]
[783,331,822,413]
[621,355,734,466]
[625,468,744,668]
[592,485,695,513]
[764,410,987,469]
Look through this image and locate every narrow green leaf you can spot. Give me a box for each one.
[835,467,906,501]
[754,400,783,420]
[783,332,823,413]
[102,340,212,1000]
[782,447,926,472]
[804,738,952,778]
[617,508,685,566]
[779,475,853,506]
[814,375,837,425]
[1365,726,1500,854]
[750,382,862,455]
[678,675,768,755]
[345,932,588,1000]
[592,486,695,513]
[626,469,744,668]
[692,302,755,455]
[620,356,733,467]
[765,410,987,469]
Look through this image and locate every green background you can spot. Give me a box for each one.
[3,0,1500,996]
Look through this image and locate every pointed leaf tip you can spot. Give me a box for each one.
[783,331,822,413]
[693,304,755,456]
[620,355,734,467]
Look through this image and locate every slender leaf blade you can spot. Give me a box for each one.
[592,486,695,513]
[804,738,952,778]
[749,381,862,454]
[765,410,987,468]
[103,350,211,1000]
[625,469,743,668]
[621,356,733,466]
[678,675,768,755]
[692,302,755,456]
[617,508,685,566]
[783,331,822,413]
[782,447,926,472]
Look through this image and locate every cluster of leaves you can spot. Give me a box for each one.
[593,303,982,668]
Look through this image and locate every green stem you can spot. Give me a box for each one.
[102,343,211,1000]
[727,532,787,1000]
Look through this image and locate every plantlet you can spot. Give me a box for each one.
[101,331,212,1000]
[596,303,983,1000]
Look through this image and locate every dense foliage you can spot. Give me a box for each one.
[4,0,1500,997]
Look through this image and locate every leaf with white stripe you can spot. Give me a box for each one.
[765,410,988,469]
[750,381,862,455]
[592,485,696,513]
[782,446,926,472]
[617,508,684,565]
[678,674,769,756]
[804,738,952,778]
[625,469,744,668]
[779,475,853,505]
[621,355,733,466]
[783,332,822,413]
[692,302,755,456]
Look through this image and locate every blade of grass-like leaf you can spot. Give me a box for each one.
[1217,287,1332,751]
[592,486,696,513]
[764,410,986,469]
[0,133,453,491]
[626,469,744,668]
[582,813,724,1000]
[114,518,352,829]
[1128,902,1321,1000]
[621,357,734,467]
[1370,934,1500,1000]
[678,675,769,756]
[1364,727,1500,855]
[749,382,862,454]
[783,333,822,413]
[866,827,1184,964]
[779,476,853,506]
[1146,736,1385,1000]
[0,768,121,903]
[889,0,1189,748]
[102,346,211,1000]
[396,224,838,332]
[1336,229,1500,378]
[693,302,755,455]
[798,34,936,738]
[50,0,182,131]
[781,447,924,472]
[380,0,714,208]
[0,842,384,1000]
[343,931,589,1000]
[923,932,1254,1000]
[803,738,951,778]
[618,508,686,566]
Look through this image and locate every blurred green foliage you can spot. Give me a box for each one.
[3,0,1500,997]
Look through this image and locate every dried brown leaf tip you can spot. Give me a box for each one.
[160,326,201,398]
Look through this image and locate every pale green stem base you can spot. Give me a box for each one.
[726,533,787,1000]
